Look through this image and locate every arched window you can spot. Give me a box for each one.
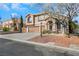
[27,16,32,23]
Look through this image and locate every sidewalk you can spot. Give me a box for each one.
[0,32,40,41]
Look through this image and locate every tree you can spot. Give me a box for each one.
[11,13,18,31]
[74,20,79,29]
[20,16,23,28]
[12,18,17,31]
[56,3,79,33]
[43,3,79,33]
[19,16,23,33]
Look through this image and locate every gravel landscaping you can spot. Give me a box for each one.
[29,35,79,47]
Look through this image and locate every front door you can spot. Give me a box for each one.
[48,21,53,31]
[49,24,52,31]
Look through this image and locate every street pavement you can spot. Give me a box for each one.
[0,32,43,56]
[0,38,43,56]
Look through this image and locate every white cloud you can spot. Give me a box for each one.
[0,4,10,11]
[11,3,25,11]
[11,13,18,17]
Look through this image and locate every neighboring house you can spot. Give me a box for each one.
[2,19,20,30]
[2,18,26,32]
[25,12,69,34]
[3,20,13,28]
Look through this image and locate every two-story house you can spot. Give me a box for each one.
[25,12,69,34]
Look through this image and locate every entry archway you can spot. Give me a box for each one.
[48,21,53,31]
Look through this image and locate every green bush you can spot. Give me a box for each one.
[42,30,52,34]
[47,30,52,34]
[3,27,10,32]
[42,30,48,34]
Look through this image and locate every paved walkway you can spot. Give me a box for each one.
[0,32,40,41]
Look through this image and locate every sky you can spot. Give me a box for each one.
[0,3,79,24]
[0,3,44,22]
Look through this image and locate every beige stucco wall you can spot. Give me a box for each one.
[28,26,40,32]
[25,12,69,33]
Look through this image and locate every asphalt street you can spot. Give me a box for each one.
[0,38,43,56]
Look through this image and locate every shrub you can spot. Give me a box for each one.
[3,27,10,32]
[42,30,48,34]
[42,30,52,34]
[47,30,52,34]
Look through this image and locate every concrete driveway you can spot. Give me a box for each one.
[0,32,40,41]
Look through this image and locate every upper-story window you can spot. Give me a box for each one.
[27,16,32,23]
[38,15,44,21]
[38,14,49,21]
[45,14,49,19]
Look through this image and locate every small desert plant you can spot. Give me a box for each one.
[65,32,70,38]
[3,27,10,32]
[77,35,79,38]
[47,30,52,34]
[42,30,48,34]
[42,30,52,34]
